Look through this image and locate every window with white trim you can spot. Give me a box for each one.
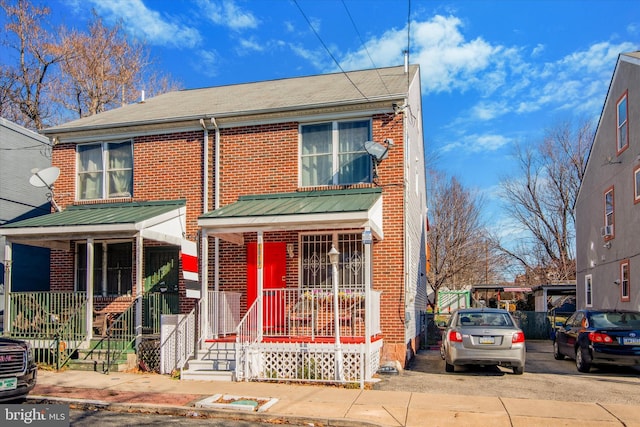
[617,92,629,153]
[77,140,133,200]
[621,260,630,301]
[585,274,592,307]
[300,120,371,186]
[300,233,365,290]
[76,241,133,297]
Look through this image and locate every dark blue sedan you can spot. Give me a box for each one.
[553,309,640,373]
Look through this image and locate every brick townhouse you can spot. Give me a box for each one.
[1,64,427,383]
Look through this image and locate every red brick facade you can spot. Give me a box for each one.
[48,112,411,363]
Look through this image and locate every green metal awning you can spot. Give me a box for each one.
[0,200,187,249]
[198,188,383,244]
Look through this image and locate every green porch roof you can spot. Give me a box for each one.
[1,200,186,229]
[198,188,384,244]
[0,200,187,249]
[200,188,382,219]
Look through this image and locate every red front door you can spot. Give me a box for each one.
[246,242,286,331]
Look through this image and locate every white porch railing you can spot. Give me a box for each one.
[208,291,241,338]
[159,309,196,375]
[234,287,382,385]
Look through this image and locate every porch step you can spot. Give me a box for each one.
[66,348,136,372]
[181,341,237,382]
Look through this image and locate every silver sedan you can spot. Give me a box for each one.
[440,308,526,375]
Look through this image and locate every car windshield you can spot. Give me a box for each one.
[457,312,513,327]
[590,312,640,329]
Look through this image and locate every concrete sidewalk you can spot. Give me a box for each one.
[29,369,638,426]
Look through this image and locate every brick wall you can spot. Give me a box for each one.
[214,115,409,349]
[50,131,207,315]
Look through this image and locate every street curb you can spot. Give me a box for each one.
[27,395,384,427]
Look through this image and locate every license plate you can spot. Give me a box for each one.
[623,337,640,345]
[0,377,17,391]
[479,336,495,344]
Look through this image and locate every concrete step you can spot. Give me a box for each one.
[187,358,235,371]
[181,368,235,381]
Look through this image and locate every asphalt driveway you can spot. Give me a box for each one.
[373,340,640,406]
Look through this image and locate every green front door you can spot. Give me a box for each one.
[143,247,180,334]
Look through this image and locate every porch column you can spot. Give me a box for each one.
[3,241,12,333]
[201,230,209,340]
[86,238,95,340]
[135,234,143,348]
[364,227,372,380]
[257,231,263,341]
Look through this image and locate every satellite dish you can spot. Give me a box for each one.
[29,166,62,212]
[364,141,389,162]
[29,166,60,189]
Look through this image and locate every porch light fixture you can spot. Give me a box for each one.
[328,245,340,266]
[327,245,343,381]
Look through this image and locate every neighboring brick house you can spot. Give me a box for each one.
[0,65,427,382]
[575,52,640,310]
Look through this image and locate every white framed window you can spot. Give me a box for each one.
[76,241,133,297]
[604,186,614,239]
[620,260,630,302]
[300,232,365,290]
[585,274,592,307]
[300,120,371,186]
[617,91,628,154]
[77,140,133,200]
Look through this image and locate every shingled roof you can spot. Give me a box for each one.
[43,65,418,134]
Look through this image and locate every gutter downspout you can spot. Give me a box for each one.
[212,117,220,292]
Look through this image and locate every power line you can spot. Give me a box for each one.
[292,0,369,100]
[340,0,391,95]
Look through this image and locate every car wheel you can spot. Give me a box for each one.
[445,361,455,373]
[575,346,591,373]
[512,366,524,375]
[553,340,564,360]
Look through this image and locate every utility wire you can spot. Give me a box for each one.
[340,0,391,95]
[292,0,369,100]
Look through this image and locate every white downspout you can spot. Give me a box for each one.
[212,117,220,292]
[199,118,210,342]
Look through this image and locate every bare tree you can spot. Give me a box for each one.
[0,0,63,129]
[427,171,503,306]
[499,118,593,285]
[1,1,180,128]
[54,13,158,117]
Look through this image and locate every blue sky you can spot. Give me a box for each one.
[6,1,640,232]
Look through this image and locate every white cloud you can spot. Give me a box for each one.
[191,49,220,78]
[198,0,259,31]
[86,0,201,48]
[441,133,510,153]
[531,43,545,57]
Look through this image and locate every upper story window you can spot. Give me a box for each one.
[617,91,629,154]
[620,260,630,302]
[300,120,371,187]
[585,275,592,307]
[604,186,614,239]
[77,140,133,200]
